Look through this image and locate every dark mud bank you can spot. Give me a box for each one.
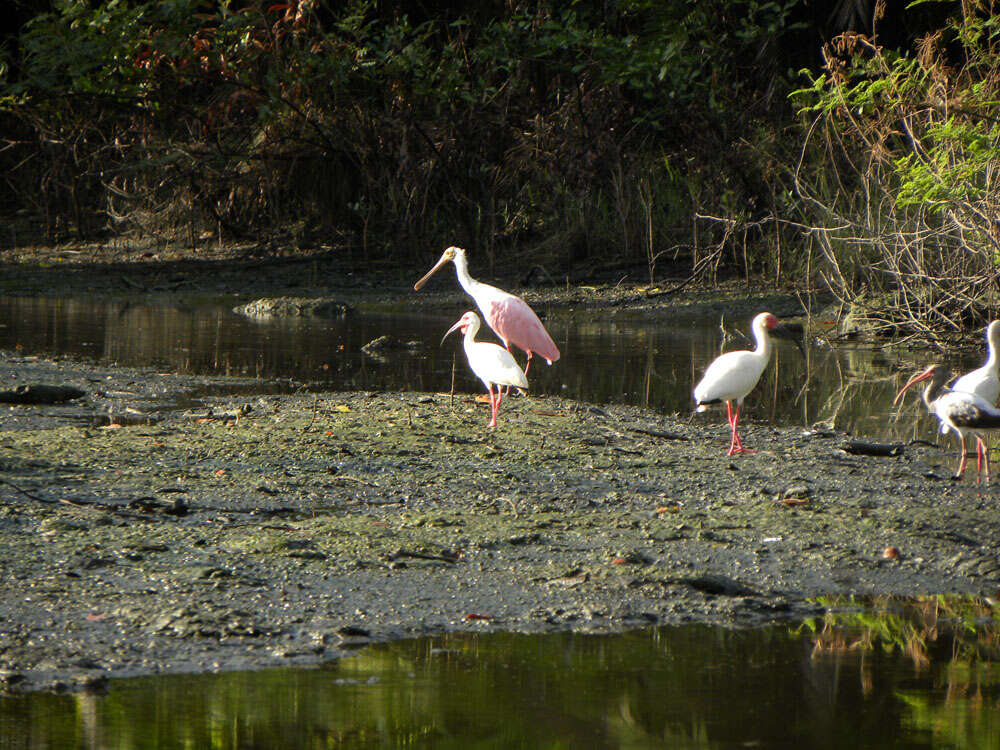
[1,354,998,693]
[0,248,813,320]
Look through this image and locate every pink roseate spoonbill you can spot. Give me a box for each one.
[414,246,559,375]
[442,311,529,429]
[894,364,1000,479]
[693,312,801,456]
[951,320,1000,465]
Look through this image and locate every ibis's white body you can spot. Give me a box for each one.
[463,331,530,394]
[693,347,772,409]
[896,363,1000,479]
[444,311,528,428]
[952,320,1000,403]
[944,320,1000,469]
[693,312,783,455]
[931,389,1000,439]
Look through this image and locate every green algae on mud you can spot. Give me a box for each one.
[1,354,1000,693]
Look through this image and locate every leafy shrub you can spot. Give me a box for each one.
[792,3,1000,336]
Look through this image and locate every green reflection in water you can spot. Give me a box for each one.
[2,600,999,749]
[804,594,1000,750]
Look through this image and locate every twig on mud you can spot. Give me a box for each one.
[504,497,519,518]
[626,426,689,441]
[304,394,321,432]
[389,548,460,564]
[840,440,905,457]
[0,477,57,505]
[450,353,456,408]
[349,497,405,506]
[331,475,379,487]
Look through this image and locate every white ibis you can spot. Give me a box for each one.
[951,320,1000,465]
[693,312,800,455]
[953,320,1000,401]
[415,246,559,375]
[894,363,1000,479]
[442,311,529,428]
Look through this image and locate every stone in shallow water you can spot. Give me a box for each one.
[234,297,352,319]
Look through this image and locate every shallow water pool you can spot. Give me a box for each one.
[0,295,972,441]
[1,597,997,749]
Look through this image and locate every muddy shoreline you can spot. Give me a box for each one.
[0,244,811,320]
[0,251,997,694]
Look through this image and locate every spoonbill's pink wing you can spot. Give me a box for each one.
[487,296,559,363]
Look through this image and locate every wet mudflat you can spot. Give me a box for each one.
[0,251,998,702]
[0,350,998,694]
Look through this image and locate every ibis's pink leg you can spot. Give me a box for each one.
[523,352,533,377]
[980,437,991,479]
[492,386,503,426]
[486,386,498,428]
[955,435,968,478]
[728,404,742,455]
[728,403,755,456]
[726,402,737,454]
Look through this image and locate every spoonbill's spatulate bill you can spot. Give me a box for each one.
[442,311,529,429]
[894,363,1000,479]
[415,246,559,375]
[692,312,799,456]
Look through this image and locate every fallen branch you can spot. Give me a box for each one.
[389,549,460,564]
[0,385,86,405]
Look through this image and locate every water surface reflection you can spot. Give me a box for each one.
[1,597,997,748]
[0,296,977,439]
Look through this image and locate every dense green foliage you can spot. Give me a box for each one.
[4,0,998,323]
[0,0,812,275]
